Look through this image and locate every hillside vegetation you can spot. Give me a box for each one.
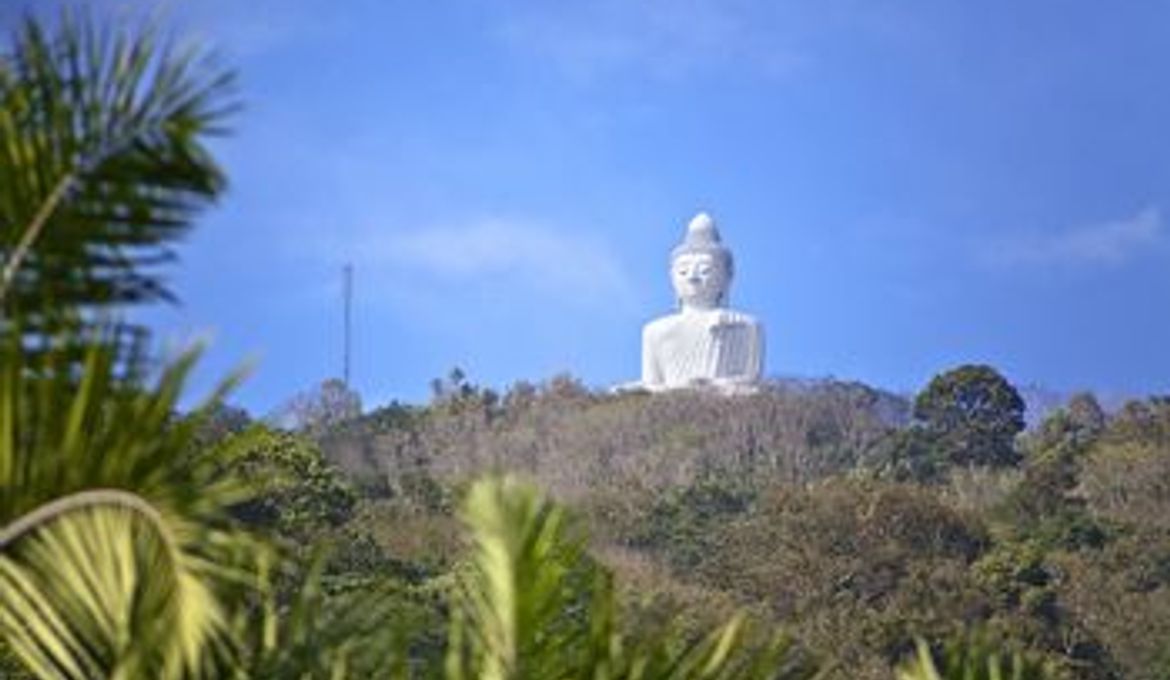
[216,368,1170,680]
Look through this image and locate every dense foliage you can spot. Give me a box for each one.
[252,369,1169,680]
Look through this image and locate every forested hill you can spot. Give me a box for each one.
[322,375,912,493]
[212,366,1170,680]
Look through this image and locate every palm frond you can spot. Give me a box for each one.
[0,327,264,678]
[0,11,256,678]
[447,476,591,680]
[448,476,820,680]
[0,8,236,320]
[228,551,413,679]
[0,325,245,523]
[0,491,225,679]
[896,638,1055,680]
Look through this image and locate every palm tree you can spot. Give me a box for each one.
[0,10,257,678]
[0,7,234,332]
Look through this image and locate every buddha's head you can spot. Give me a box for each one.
[670,212,734,310]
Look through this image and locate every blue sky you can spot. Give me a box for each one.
[9,1,1170,414]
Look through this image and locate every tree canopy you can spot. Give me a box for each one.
[913,364,1027,468]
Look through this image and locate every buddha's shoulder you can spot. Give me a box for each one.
[642,314,683,338]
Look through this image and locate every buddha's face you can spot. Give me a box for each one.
[671,252,728,309]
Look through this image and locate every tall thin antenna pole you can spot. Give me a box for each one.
[343,263,353,386]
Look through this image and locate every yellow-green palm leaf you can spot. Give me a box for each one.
[447,476,820,680]
[0,491,226,679]
[896,638,1055,680]
[0,330,263,678]
[0,8,234,327]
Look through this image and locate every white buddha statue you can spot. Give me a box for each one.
[641,212,765,392]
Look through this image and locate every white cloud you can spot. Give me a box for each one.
[980,207,1164,269]
[334,219,635,308]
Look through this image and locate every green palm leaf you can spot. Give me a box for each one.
[0,11,256,679]
[0,329,264,679]
[896,638,1055,680]
[226,552,414,679]
[447,476,820,680]
[0,8,235,323]
[449,476,586,680]
[0,492,226,679]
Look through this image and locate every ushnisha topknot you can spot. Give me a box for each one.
[670,212,734,280]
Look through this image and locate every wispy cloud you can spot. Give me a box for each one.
[979,207,1164,269]
[331,219,635,308]
[496,0,808,81]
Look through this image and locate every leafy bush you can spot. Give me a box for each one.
[219,425,358,538]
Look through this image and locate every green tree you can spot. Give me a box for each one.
[1025,392,1106,459]
[913,365,1026,469]
[1002,393,1109,551]
[218,425,358,538]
